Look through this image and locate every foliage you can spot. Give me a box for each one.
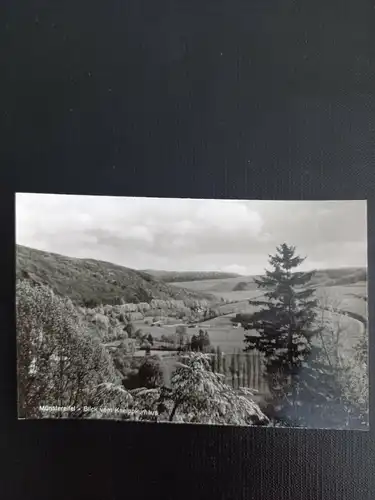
[269,293,369,429]
[125,322,135,337]
[232,281,250,291]
[140,340,152,352]
[112,352,268,426]
[176,325,187,335]
[160,333,177,345]
[244,243,319,379]
[85,382,133,418]
[164,353,268,425]
[313,295,369,429]
[191,330,211,352]
[241,244,343,426]
[134,328,144,340]
[138,355,166,388]
[16,280,124,418]
[16,244,213,307]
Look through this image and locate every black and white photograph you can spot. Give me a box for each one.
[15,194,368,429]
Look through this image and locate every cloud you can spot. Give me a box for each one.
[15,194,367,273]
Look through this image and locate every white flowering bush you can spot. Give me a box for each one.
[165,353,268,425]
[16,281,127,418]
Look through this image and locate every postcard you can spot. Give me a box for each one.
[15,194,368,429]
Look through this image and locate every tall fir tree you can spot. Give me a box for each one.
[242,362,246,388]
[216,346,222,373]
[236,349,242,389]
[246,354,252,388]
[230,353,236,388]
[222,353,227,379]
[244,244,320,402]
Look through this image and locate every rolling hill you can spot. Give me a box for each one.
[224,268,367,292]
[141,270,241,282]
[169,267,367,303]
[16,245,214,307]
[308,268,367,287]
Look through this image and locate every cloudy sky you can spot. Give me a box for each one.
[15,194,367,275]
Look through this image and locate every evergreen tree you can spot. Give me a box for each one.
[211,354,217,373]
[236,350,242,389]
[125,322,135,338]
[230,353,236,388]
[244,244,320,413]
[222,353,227,379]
[242,363,246,388]
[191,334,199,352]
[216,346,222,373]
[197,329,205,352]
[246,354,252,388]
[203,331,211,351]
[138,355,165,388]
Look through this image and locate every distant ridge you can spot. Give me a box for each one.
[142,270,241,283]
[307,267,367,287]
[228,267,367,292]
[16,245,214,307]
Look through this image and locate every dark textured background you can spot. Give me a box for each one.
[1,0,374,498]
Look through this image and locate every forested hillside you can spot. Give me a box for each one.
[142,270,240,282]
[16,245,213,307]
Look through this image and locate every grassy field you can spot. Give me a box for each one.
[172,277,262,303]
[132,320,182,339]
[314,282,367,320]
[171,276,257,294]
[216,290,262,302]
[171,271,367,309]
[102,270,367,366]
[169,276,368,358]
[193,308,364,359]
[196,314,248,354]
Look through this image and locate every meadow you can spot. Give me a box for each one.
[172,276,257,295]
[169,276,368,359]
[314,282,367,320]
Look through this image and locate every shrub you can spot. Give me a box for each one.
[176,325,187,335]
[125,322,135,337]
[134,328,144,340]
[166,353,268,425]
[16,280,123,418]
[93,313,110,330]
[138,355,166,388]
[140,340,152,351]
